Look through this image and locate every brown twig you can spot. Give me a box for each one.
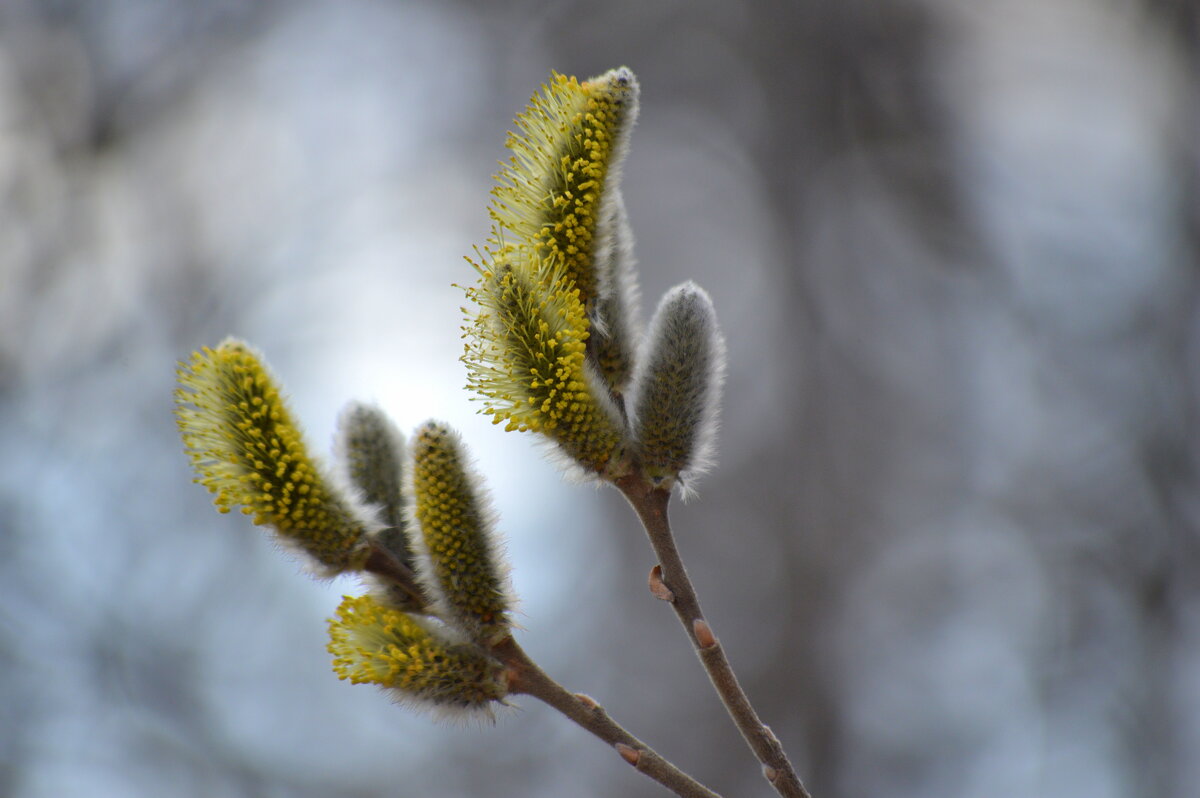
[363,541,429,609]
[362,530,718,795]
[614,474,812,798]
[493,636,723,798]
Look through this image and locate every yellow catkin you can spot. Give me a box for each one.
[463,69,641,473]
[462,253,625,473]
[174,339,369,572]
[410,422,509,643]
[327,594,508,711]
[489,69,637,307]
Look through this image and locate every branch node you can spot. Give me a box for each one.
[616,742,642,767]
[574,692,600,710]
[648,564,675,601]
[692,618,718,649]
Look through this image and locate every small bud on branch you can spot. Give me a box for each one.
[616,743,642,767]
[648,564,675,602]
[692,619,718,650]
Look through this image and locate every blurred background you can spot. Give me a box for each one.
[1,1,1198,796]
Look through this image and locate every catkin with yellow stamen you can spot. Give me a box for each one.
[328,594,508,714]
[463,252,625,474]
[409,421,512,644]
[490,68,638,305]
[484,68,643,400]
[174,338,371,573]
[629,283,726,495]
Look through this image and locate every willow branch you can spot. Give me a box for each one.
[614,474,812,798]
[493,636,722,798]
[363,541,430,608]
[362,547,719,797]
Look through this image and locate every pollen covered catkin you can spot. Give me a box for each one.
[175,339,372,573]
[409,422,512,644]
[328,594,508,714]
[629,283,726,493]
[463,254,626,475]
[490,68,639,309]
[464,69,643,471]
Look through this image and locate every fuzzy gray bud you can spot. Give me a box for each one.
[629,282,726,494]
[335,403,428,612]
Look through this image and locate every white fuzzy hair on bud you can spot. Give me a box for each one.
[334,402,408,533]
[334,402,434,613]
[586,70,643,399]
[589,191,643,400]
[628,282,726,498]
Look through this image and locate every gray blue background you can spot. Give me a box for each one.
[1,1,1197,796]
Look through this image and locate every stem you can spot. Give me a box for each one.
[614,474,812,798]
[363,540,430,609]
[494,636,723,798]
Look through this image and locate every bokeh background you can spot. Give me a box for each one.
[2,1,1198,796]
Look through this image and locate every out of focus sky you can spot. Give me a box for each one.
[1,2,1198,797]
